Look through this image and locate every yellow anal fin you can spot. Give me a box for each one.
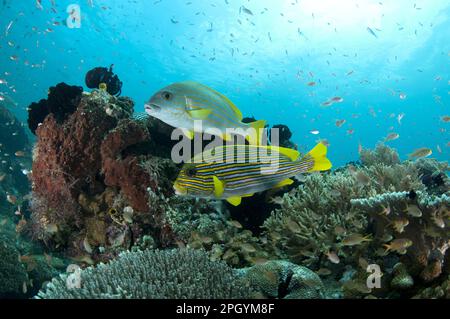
[213,176,225,198]
[242,193,254,198]
[187,108,212,120]
[273,178,294,189]
[226,196,242,206]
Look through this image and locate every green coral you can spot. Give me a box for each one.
[36,249,251,299]
[239,260,325,299]
[390,263,414,290]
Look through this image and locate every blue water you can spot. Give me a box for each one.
[1,0,449,167]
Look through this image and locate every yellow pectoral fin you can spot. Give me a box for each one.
[273,178,294,189]
[226,196,242,206]
[213,176,225,198]
[187,108,212,120]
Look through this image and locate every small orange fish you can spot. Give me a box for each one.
[341,234,372,246]
[7,194,17,204]
[335,119,346,127]
[391,218,409,233]
[385,133,399,142]
[331,97,344,103]
[408,148,432,159]
[326,251,340,264]
[440,115,450,123]
[383,238,413,254]
[15,151,26,157]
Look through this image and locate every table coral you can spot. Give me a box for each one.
[36,249,251,299]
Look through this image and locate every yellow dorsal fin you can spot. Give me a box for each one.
[184,81,243,120]
[213,176,225,198]
[227,196,242,206]
[273,178,294,189]
[215,91,243,120]
[307,143,332,171]
[246,120,267,145]
[258,146,300,161]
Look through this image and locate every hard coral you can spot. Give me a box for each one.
[239,260,325,299]
[351,191,449,282]
[36,249,251,299]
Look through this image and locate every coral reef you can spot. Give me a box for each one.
[238,260,325,299]
[27,82,83,134]
[0,235,28,298]
[27,87,199,263]
[260,144,448,298]
[20,83,449,300]
[36,249,251,299]
[351,191,449,283]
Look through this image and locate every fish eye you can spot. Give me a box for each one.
[185,167,197,177]
[161,91,173,101]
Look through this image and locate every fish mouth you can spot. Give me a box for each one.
[144,103,161,113]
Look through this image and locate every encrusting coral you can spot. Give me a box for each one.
[36,249,251,299]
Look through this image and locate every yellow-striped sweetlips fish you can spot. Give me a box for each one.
[173,142,332,206]
[145,81,266,144]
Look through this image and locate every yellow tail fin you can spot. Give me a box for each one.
[246,120,266,145]
[306,143,332,172]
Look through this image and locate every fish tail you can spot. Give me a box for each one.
[297,143,332,172]
[246,119,266,145]
[383,244,391,252]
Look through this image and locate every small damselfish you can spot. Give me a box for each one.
[174,142,332,206]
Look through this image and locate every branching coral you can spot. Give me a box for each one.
[36,249,251,299]
[359,143,401,167]
[262,172,369,267]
